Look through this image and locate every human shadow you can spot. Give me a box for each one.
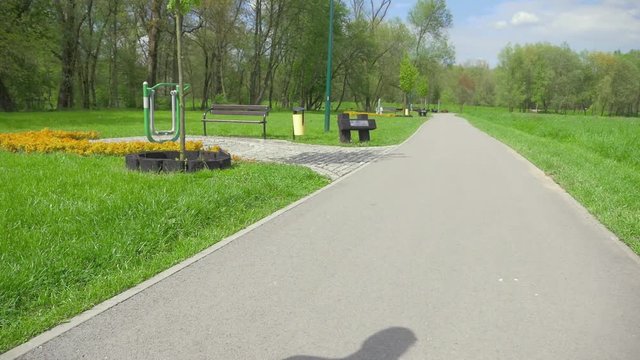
[283,327,417,360]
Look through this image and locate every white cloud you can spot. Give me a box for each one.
[494,20,508,29]
[510,11,540,26]
[448,0,640,67]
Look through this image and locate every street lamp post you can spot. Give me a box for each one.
[324,0,334,132]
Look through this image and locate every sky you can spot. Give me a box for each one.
[386,0,640,67]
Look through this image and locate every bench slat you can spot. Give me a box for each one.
[207,110,268,116]
[210,105,269,112]
[203,119,264,124]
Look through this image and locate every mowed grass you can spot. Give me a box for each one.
[0,109,425,146]
[0,151,329,352]
[461,107,640,255]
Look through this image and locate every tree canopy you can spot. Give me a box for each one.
[0,0,457,112]
[1,1,637,117]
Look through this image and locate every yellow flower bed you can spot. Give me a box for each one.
[0,129,205,156]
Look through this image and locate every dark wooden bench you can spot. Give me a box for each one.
[202,104,270,139]
[337,113,377,143]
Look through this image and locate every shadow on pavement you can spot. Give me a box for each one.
[282,327,417,360]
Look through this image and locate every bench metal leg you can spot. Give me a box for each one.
[263,122,266,140]
[203,121,207,136]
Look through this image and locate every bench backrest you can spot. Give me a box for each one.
[208,104,269,116]
[337,113,377,130]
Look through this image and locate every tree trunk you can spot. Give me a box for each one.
[147,0,162,85]
[213,47,224,96]
[57,38,77,109]
[200,50,211,109]
[335,72,348,112]
[80,61,90,108]
[108,1,119,107]
[176,12,186,161]
[54,0,84,110]
[249,0,262,104]
[0,77,16,111]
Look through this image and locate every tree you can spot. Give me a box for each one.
[139,0,166,86]
[399,54,418,109]
[0,0,55,111]
[193,0,244,108]
[168,0,200,160]
[416,76,428,107]
[53,0,86,109]
[462,60,495,106]
[496,44,525,112]
[408,0,452,55]
[454,71,474,112]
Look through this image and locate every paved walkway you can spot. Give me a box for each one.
[9,114,640,359]
[101,136,395,180]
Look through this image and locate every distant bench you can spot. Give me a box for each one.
[202,104,270,139]
[377,106,401,115]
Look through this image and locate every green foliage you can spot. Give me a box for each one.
[416,76,429,106]
[454,71,474,111]
[0,152,328,352]
[399,54,419,106]
[337,15,412,111]
[496,43,640,116]
[0,0,56,111]
[0,0,458,112]
[462,106,640,256]
[409,0,452,54]
[167,0,201,14]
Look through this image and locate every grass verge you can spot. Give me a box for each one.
[0,109,426,146]
[460,107,640,256]
[0,151,329,352]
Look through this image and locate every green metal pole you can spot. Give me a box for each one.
[143,82,152,142]
[323,0,334,133]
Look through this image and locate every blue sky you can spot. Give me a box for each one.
[386,0,640,66]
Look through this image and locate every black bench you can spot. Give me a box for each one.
[337,113,377,143]
[202,104,270,139]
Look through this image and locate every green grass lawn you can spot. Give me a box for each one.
[0,109,425,146]
[0,108,426,352]
[0,152,329,352]
[460,106,640,256]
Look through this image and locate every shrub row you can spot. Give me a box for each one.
[0,129,205,156]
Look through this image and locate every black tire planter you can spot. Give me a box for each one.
[125,150,231,173]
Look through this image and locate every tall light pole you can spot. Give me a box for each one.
[323,0,334,132]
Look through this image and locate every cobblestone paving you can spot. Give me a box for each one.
[101,136,396,180]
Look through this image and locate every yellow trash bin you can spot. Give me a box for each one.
[293,107,305,137]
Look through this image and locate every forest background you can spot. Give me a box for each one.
[1,0,638,117]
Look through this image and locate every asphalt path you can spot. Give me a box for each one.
[11,113,640,359]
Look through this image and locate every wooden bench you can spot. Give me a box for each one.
[202,104,270,139]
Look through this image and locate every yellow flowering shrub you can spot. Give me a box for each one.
[0,129,207,156]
